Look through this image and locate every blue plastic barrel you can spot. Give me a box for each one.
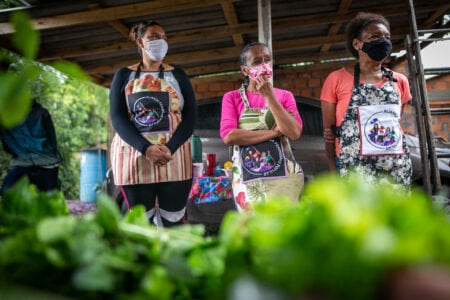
[80,148,107,202]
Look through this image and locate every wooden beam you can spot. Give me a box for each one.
[0,0,237,34]
[79,25,413,77]
[88,39,426,88]
[37,22,257,61]
[421,4,450,27]
[320,0,352,52]
[274,26,411,51]
[83,46,242,74]
[34,2,442,62]
[221,0,244,47]
[184,61,241,76]
[38,41,134,62]
[89,3,130,38]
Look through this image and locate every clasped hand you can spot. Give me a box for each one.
[145,145,172,166]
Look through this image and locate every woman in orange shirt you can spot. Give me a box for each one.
[320,12,412,186]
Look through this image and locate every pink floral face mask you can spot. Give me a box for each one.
[247,63,273,80]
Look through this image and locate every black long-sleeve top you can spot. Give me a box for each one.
[109,66,196,155]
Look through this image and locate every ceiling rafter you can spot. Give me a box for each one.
[0,0,237,34]
[0,0,447,88]
[88,3,130,38]
[221,0,244,47]
[35,2,442,63]
[320,0,353,53]
[82,26,410,78]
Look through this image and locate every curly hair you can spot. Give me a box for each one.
[346,12,390,58]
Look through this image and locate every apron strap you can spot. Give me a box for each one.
[354,62,397,87]
[238,84,269,109]
[158,64,165,79]
[135,62,165,79]
[353,62,360,88]
[381,66,397,82]
[135,62,142,79]
[239,84,251,109]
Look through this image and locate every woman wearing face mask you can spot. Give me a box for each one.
[320,12,412,186]
[109,21,196,226]
[220,42,304,211]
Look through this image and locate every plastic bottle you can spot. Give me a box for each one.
[191,135,203,163]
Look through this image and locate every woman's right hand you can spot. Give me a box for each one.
[323,127,336,144]
[145,145,172,166]
[271,125,282,138]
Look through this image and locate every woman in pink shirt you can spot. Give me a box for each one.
[220,42,304,211]
[320,12,412,187]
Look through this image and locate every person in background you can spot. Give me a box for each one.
[0,99,61,196]
[109,20,196,227]
[320,12,412,187]
[220,42,304,212]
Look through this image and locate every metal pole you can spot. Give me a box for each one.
[407,0,442,194]
[405,35,432,195]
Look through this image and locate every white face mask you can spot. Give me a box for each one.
[145,39,168,61]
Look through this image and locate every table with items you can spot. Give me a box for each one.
[186,175,236,234]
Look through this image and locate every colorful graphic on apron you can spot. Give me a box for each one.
[229,85,304,211]
[127,91,171,134]
[338,63,412,186]
[239,138,287,183]
[359,104,403,155]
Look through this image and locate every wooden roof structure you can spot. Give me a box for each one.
[0,0,449,87]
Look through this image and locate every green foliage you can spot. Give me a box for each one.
[43,78,109,198]
[0,70,32,127]
[0,174,450,299]
[51,60,91,82]
[10,10,39,60]
[0,9,40,128]
[0,189,226,299]
[0,11,109,199]
[220,173,450,299]
[0,177,68,234]
[0,1,26,10]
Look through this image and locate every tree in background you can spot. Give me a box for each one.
[0,11,108,199]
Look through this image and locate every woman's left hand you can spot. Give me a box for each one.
[155,145,172,166]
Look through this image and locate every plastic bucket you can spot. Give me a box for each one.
[80,149,107,202]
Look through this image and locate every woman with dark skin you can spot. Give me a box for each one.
[109,21,196,226]
[220,42,304,211]
[321,12,412,186]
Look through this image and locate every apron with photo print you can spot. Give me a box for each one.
[111,64,192,185]
[231,85,304,211]
[338,63,412,186]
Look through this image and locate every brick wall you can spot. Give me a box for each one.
[190,62,450,140]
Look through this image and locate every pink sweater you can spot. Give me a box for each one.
[220,87,303,139]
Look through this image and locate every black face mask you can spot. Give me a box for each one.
[361,38,392,61]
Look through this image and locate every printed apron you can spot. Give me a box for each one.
[231,85,304,211]
[110,64,192,185]
[338,63,412,186]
